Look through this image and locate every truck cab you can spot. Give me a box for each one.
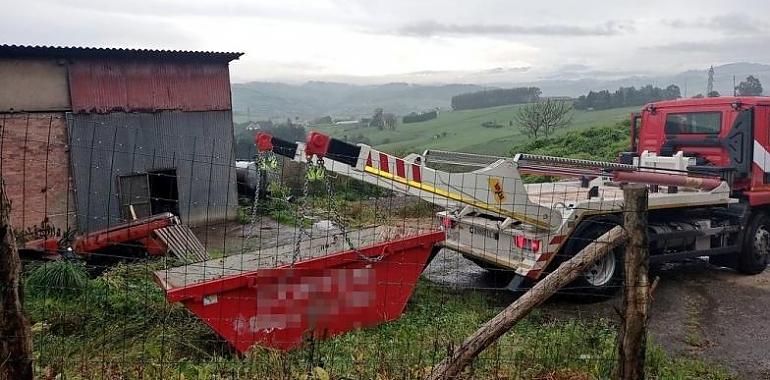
[633,96,770,205]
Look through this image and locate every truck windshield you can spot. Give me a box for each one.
[664,112,721,134]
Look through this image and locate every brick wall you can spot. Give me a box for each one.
[1,113,75,235]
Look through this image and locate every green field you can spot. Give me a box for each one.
[311,105,639,156]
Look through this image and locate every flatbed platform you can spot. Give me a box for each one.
[154,226,430,290]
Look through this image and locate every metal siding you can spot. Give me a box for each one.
[0,59,71,111]
[67,111,237,232]
[68,60,233,113]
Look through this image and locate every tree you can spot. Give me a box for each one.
[664,84,681,99]
[451,87,541,110]
[708,90,720,97]
[369,108,384,129]
[1,180,34,380]
[736,75,763,96]
[513,99,573,139]
[383,113,397,130]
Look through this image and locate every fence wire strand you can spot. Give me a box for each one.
[0,112,737,379]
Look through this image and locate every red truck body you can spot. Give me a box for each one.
[634,96,770,205]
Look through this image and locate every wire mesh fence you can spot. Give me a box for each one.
[0,112,734,379]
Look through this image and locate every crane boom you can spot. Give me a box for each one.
[300,132,562,229]
[257,132,559,228]
[256,131,724,231]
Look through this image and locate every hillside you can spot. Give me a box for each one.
[231,62,770,122]
[231,81,488,122]
[312,104,638,156]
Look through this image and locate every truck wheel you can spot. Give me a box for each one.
[557,217,624,298]
[738,212,770,275]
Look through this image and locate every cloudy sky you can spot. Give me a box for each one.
[2,0,770,83]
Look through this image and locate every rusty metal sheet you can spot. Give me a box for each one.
[68,60,233,113]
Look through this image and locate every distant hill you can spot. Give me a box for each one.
[231,81,488,122]
[231,62,770,122]
[503,62,770,98]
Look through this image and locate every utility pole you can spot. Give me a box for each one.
[613,184,650,380]
[684,79,688,98]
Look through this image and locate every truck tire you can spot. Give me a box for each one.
[556,216,624,298]
[738,212,770,275]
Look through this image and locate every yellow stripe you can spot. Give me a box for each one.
[364,165,549,228]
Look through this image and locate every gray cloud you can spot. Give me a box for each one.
[392,20,633,37]
[641,36,770,65]
[663,13,767,34]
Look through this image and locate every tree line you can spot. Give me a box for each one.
[451,87,542,110]
[402,110,437,123]
[573,84,681,110]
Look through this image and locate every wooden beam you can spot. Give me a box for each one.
[614,185,650,380]
[425,225,627,380]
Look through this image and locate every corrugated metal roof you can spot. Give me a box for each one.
[68,59,233,113]
[0,44,242,62]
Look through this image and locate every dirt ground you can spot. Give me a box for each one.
[644,260,770,379]
[425,249,770,379]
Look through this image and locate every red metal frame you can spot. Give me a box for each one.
[305,131,331,157]
[255,132,273,152]
[638,97,770,203]
[162,230,444,352]
[22,212,177,258]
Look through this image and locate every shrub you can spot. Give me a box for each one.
[25,260,89,297]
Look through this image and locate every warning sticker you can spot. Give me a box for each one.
[488,177,506,204]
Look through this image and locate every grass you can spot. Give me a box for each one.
[24,261,734,379]
[312,105,638,156]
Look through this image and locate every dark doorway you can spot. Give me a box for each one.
[119,169,179,220]
[147,169,179,216]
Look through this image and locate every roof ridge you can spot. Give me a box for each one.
[0,44,243,62]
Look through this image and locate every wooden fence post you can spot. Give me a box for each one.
[0,179,34,380]
[425,226,627,380]
[614,184,650,380]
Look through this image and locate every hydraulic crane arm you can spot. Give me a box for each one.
[256,132,462,209]
[256,132,725,231]
[298,132,562,229]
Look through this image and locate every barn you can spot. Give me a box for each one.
[0,45,243,234]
